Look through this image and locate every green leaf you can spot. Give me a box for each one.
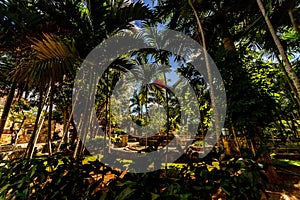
[115,187,137,200]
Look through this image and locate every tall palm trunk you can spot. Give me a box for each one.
[13,114,26,145]
[25,89,44,158]
[47,84,54,156]
[63,109,68,143]
[0,82,17,137]
[108,93,112,152]
[188,0,221,140]
[288,9,300,35]
[57,107,73,152]
[275,53,300,106]
[256,0,300,106]
[30,115,46,158]
[145,85,148,148]
[73,137,81,158]
[73,115,82,159]
[104,69,109,155]
[58,90,79,152]
[163,73,170,170]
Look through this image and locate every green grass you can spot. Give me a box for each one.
[82,155,98,164]
[272,159,300,167]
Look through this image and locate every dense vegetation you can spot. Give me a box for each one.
[0,0,299,199]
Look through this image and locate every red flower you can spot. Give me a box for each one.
[151,80,167,89]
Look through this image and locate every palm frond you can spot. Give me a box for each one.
[106,1,153,34]
[11,34,79,90]
[30,33,78,60]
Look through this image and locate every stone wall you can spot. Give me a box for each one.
[0,122,56,145]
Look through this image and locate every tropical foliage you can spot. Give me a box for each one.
[0,0,299,199]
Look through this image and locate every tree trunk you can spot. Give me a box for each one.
[257,0,300,106]
[189,0,222,140]
[25,90,44,158]
[57,108,73,152]
[47,85,54,156]
[275,54,300,105]
[162,73,170,169]
[288,9,300,35]
[63,109,68,143]
[30,115,46,158]
[145,85,148,148]
[13,113,26,145]
[0,82,17,137]
[231,126,241,155]
[104,69,109,155]
[25,88,51,158]
[73,137,81,159]
[257,152,281,184]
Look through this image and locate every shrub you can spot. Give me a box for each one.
[0,153,266,199]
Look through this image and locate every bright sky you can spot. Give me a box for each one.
[139,0,157,9]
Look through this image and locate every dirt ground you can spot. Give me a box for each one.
[265,165,300,200]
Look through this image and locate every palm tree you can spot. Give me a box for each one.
[130,57,159,123]
[0,56,17,137]
[11,34,79,158]
[154,0,299,183]
[187,0,222,141]
[130,90,144,119]
[1,0,152,158]
[256,0,300,106]
[0,0,47,136]
[155,0,299,134]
